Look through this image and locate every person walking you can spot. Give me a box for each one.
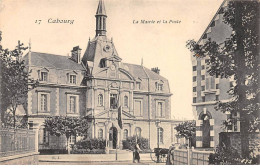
[133,143,141,163]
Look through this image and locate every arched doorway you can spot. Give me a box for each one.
[201,114,210,148]
[109,127,118,149]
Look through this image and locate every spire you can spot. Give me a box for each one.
[95,0,107,37]
[96,0,106,15]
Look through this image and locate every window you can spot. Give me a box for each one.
[123,129,128,140]
[100,58,106,68]
[216,84,219,89]
[43,128,49,144]
[135,127,142,138]
[216,95,219,101]
[202,75,205,80]
[40,94,48,111]
[136,82,141,90]
[193,66,196,71]
[110,94,118,109]
[155,82,163,91]
[193,87,196,92]
[206,76,215,90]
[98,94,103,106]
[69,75,76,84]
[158,84,163,91]
[202,96,205,102]
[41,72,48,81]
[193,97,196,103]
[69,135,76,143]
[98,129,103,139]
[202,65,205,70]
[134,100,142,116]
[193,76,196,82]
[158,128,163,143]
[202,86,205,91]
[69,96,76,113]
[157,102,163,117]
[124,96,128,107]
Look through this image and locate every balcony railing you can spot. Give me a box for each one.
[0,129,36,158]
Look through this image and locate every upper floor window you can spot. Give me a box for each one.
[40,94,48,111]
[38,92,50,113]
[193,97,196,103]
[134,100,142,116]
[66,94,79,114]
[155,82,163,91]
[69,75,76,84]
[41,72,48,81]
[98,94,104,106]
[100,58,107,68]
[206,76,215,90]
[193,76,196,82]
[110,94,118,109]
[193,66,196,71]
[98,129,103,139]
[136,82,141,90]
[69,96,76,113]
[193,87,196,92]
[202,65,205,70]
[202,75,205,80]
[124,96,128,107]
[157,102,163,117]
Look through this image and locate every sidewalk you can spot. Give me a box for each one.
[38,151,154,163]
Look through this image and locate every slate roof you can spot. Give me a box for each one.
[123,63,167,81]
[23,52,85,71]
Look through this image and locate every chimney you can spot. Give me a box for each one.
[71,46,82,64]
[151,67,160,74]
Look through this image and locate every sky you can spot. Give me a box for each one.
[0,0,224,120]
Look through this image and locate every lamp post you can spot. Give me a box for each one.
[155,121,160,163]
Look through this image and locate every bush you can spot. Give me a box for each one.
[209,144,259,165]
[122,136,149,151]
[71,138,106,154]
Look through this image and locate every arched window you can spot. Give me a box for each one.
[98,129,103,139]
[98,94,103,106]
[135,127,142,138]
[123,129,128,140]
[124,96,128,107]
[158,127,164,143]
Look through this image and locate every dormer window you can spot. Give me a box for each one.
[155,82,163,91]
[69,75,76,84]
[100,58,107,68]
[41,72,48,81]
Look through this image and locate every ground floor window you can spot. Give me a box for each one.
[98,129,103,139]
[123,129,128,140]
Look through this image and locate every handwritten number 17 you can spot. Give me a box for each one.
[35,20,42,24]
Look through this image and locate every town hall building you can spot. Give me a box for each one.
[23,0,179,152]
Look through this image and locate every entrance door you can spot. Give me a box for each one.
[109,127,118,149]
[202,115,210,148]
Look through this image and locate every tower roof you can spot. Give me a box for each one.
[96,0,106,15]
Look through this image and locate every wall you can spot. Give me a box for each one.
[0,153,38,165]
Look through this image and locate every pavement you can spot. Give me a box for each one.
[38,151,165,165]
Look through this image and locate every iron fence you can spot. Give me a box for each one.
[0,129,36,158]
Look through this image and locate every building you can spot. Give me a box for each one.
[22,0,179,151]
[191,0,240,148]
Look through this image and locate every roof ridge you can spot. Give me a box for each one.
[31,51,69,58]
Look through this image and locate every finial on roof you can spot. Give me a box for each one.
[141,57,143,66]
[89,37,90,41]
[96,0,106,15]
[95,0,107,37]
[111,37,113,42]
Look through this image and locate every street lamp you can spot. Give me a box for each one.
[155,121,161,163]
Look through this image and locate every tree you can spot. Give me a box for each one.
[186,0,259,157]
[0,31,38,128]
[175,121,196,147]
[44,116,92,153]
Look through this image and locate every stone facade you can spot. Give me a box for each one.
[191,0,240,148]
[21,0,180,152]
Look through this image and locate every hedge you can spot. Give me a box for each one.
[122,136,149,151]
[71,138,106,154]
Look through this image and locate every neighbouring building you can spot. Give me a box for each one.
[191,0,240,148]
[21,0,180,152]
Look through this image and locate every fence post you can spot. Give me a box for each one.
[32,123,40,153]
[187,146,190,165]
